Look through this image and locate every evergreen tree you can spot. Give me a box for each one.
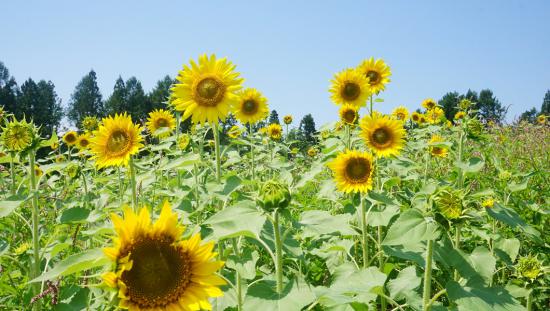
[17,78,62,136]
[477,89,506,123]
[541,90,550,115]
[125,77,148,122]
[268,110,280,124]
[299,114,317,144]
[439,91,460,121]
[0,62,18,116]
[67,70,104,126]
[148,75,175,111]
[105,77,128,116]
[519,107,538,123]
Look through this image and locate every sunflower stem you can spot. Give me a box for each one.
[273,210,284,294]
[526,290,533,311]
[248,123,255,181]
[453,224,461,281]
[10,153,16,195]
[422,239,434,311]
[360,195,369,268]
[193,163,200,209]
[378,224,387,310]
[29,151,41,311]
[212,122,221,183]
[175,112,181,187]
[129,157,138,211]
[369,94,374,117]
[231,238,243,311]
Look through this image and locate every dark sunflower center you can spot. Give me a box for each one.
[195,77,225,106]
[107,130,129,154]
[121,237,191,308]
[242,100,258,115]
[372,128,391,145]
[66,134,76,143]
[343,110,357,123]
[366,71,380,85]
[155,118,169,128]
[79,139,89,147]
[431,147,443,154]
[341,82,361,101]
[345,158,371,182]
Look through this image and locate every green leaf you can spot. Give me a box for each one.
[225,249,259,280]
[486,203,541,242]
[507,179,528,193]
[382,209,439,246]
[0,198,24,218]
[30,249,108,283]
[243,279,315,311]
[468,246,496,284]
[59,207,90,224]
[494,238,520,265]
[204,201,266,240]
[387,266,421,300]
[299,210,356,238]
[446,281,525,311]
[456,157,484,173]
[328,264,387,303]
[367,204,400,227]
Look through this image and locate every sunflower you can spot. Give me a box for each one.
[63,131,78,146]
[34,165,43,178]
[360,114,406,157]
[339,105,359,125]
[171,54,244,125]
[328,150,374,193]
[90,113,143,168]
[283,115,293,125]
[227,125,242,139]
[435,188,464,221]
[329,68,370,108]
[50,141,59,150]
[266,123,283,140]
[391,106,409,121]
[482,198,495,208]
[102,201,225,311]
[421,98,438,110]
[537,115,547,125]
[357,57,391,94]
[1,118,37,153]
[429,134,448,158]
[146,109,176,138]
[76,133,91,150]
[233,88,269,125]
[454,111,466,120]
[411,112,421,123]
[419,114,427,125]
[81,116,99,132]
[178,134,191,150]
[426,107,445,124]
[307,147,318,157]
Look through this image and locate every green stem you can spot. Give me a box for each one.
[129,157,138,211]
[457,131,464,187]
[369,95,374,117]
[361,195,369,268]
[175,113,181,187]
[454,224,461,281]
[212,122,221,183]
[29,152,41,311]
[10,154,16,195]
[117,167,123,205]
[248,124,255,181]
[193,163,200,209]
[232,239,243,311]
[273,210,284,294]
[422,239,434,311]
[378,225,387,310]
[526,290,532,311]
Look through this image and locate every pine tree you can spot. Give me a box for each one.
[148,75,175,111]
[268,110,280,124]
[67,70,104,126]
[125,77,148,122]
[0,62,18,116]
[105,77,128,116]
[477,89,506,123]
[299,114,317,144]
[439,91,460,121]
[17,78,62,136]
[541,90,550,115]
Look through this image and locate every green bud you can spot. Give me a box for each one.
[516,254,541,281]
[258,180,291,212]
[466,118,483,139]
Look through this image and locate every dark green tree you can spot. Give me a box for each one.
[67,70,104,126]
[299,114,317,144]
[268,110,280,124]
[0,62,19,116]
[105,77,128,116]
[148,75,175,111]
[17,78,62,136]
[519,107,538,123]
[541,90,550,115]
[477,89,506,123]
[439,91,460,121]
[125,77,148,122]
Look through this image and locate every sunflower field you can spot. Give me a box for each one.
[0,54,549,311]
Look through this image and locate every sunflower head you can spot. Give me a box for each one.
[329,68,370,108]
[419,114,427,125]
[515,254,542,281]
[34,165,43,178]
[391,106,409,121]
[81,116,99,132]
[482,198,495,208]
[466,118,484,139]
[421,98,438,110]
[429,134,448,158]
[537,115,547,125]
[90,113,143,168]
[76,133,91,150]
[66,163,81,179]
[102,201,225,311]
[339,105,359,125]
[321,130,330,140]
[171,54,244,125]
[233,88,269,125]
[426,107,445,124]
[357,57,391,94]
[459,99,473,111]
[328,150,375,193]
[258,180,291,212]
[435,188,464,221]
[50,141,59,150]
[63,131,78,146]
[454,111,466,121]
[1,118,39,154]
[227,125,242,139]
[360,114,406,158]
[178,134,191,150]
[283,115,293,125]
[146,109,176,138]
[411,112,421,123]
[307,147,318,157]
[266,123,283,140]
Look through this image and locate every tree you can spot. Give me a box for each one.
[105,77,127,116]
[0,62,18,116]
[148,75,174,111]
[67,70,104,126]
[17,78,62,136]
[439,91,460,121]
[541,90,550,115]
[125,77,148,122]
[299,114,317,144]
[519,108,537,123]
[477,89,506,123]
[268,110,280,124]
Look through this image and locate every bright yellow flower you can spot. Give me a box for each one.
[307,147,318,157]
[76,133,91,150]
[328,150,375,193]
[339,105,359,125]
[429,134,448,158]
[391,106,409,121]
[482,198,495,208]
[421,98,438,110]
[266,123,283,140]
[329,68,370,108]
[90,113,143,168]
[411,112,421,123]
[419,114,427,125]
[357,57,391,94]
[537,115,547,125]
[360,114,406,157]
[1,118,37,153]
[178,134,191,150]
[146,109,176,138]
[454,111,466,120]
[34,165,43,178]
[283,115,293,125]
[81,116,99,132]
[233,88,269,125]
[102,201,225,311]
[227,125,242,139]
[171,54,244,125]
[63,131,78,146]
[50,141,59,150]
[426,107,445,124]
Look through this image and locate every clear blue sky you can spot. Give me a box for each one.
[3,0,549,126]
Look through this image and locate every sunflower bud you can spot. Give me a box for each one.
[516,255,542,281]
[466,118,483,139]
[0,118,40,154]
[435,188,464,221]
[458,99,472,111]
[258,180,291,212]
[66,163,81,179]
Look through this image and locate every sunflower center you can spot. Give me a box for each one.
[195,77,225,106]
[79,139,89,147]
[345,158,371,182]
[341,82,361,101]
[372,128,392,146]
[121,236,192,308]
[366,71,380,85]
[66,134,76,143]
[107,130,130,154]
[343,110,357,123]
[431,147,443,155]
[155,118,169,128]
[242,99,258,115]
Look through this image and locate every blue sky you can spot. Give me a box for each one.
[2,0,549,126]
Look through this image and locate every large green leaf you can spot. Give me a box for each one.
[382,209,439,246]
[321,264,387,305]
[468,246,496,284]
[486,203,541,242]
[204,201,266,240]
[30,249,108,283]
[226,249,259,280]
[243,279,315,311]
[59,207,90,224]
[0,198,25,218]
[387,266,421,301]
[494,238,520,266]
[299,210,356,238]
[446,281,525,311]
[456,157,484,173]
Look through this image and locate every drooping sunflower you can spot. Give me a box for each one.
[426,107,445,124]
[391,106,409,121]
[454,111,466,121]
[266,123,283,140]
[76,133,91,150]
[102,201,225,311]
[339,105,359,125]
[233,88,269,125]
[429,134,448,158]
[356,57,391,94]
[421,98,438,110]
[328,150,375,193]
[435,188,464,221]
[146,109,176,138]
[537,114,547,125]
[63,131,78,146]
[227,125,242,139]
[360,114,406,157]
[81,116,99,132]
[329,68,370,108]
[171,54,244,125]
[283,115,293,125]
[1,118,38,153]
[90,113,143,168]
[178,134,191,150]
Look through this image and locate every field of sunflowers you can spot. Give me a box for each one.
[0,55,548,311]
